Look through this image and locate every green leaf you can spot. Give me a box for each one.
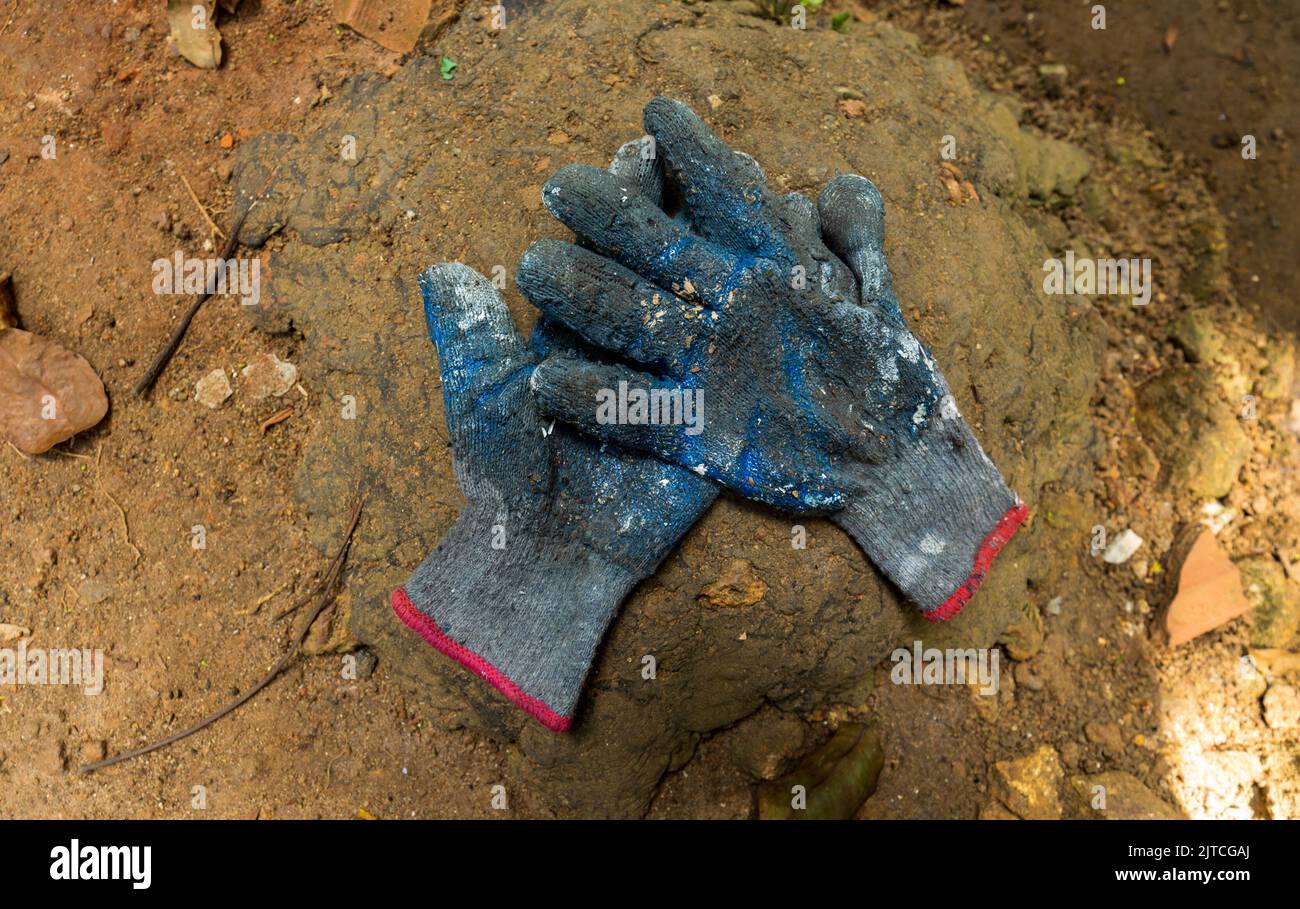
[440,57,458,81]
[757,723,884,820]
[832,11,851,32]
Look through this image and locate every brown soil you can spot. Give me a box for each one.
[0,0,1296,819]
[873,0,1300,334]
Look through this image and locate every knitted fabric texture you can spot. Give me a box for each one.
[520,96,1024,618]
[394,143,716,730]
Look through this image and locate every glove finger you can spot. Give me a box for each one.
[781,191,858,305]
[817,174,902,320]
[542,163,740,303]
[419,262,532,447]
[608,136,665,208]
[517,239,709,373]
[782,191,819,232]
[642,96,784,254]
[531,354,704,465]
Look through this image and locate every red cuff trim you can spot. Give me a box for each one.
[390,587,572,732]
[924,501,1029,623]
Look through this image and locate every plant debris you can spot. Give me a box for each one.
[757,723,883,819]
[79,492,366,774]
[0,329,109,454]
[0,271,18,329]
[167,0,223,70]
[260,406,293,433]
[1160,528,1251,646]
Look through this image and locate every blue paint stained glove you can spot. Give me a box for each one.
[393,144,716,731]
[520,97,1026,621]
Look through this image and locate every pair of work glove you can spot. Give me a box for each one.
[392,97,1027,732]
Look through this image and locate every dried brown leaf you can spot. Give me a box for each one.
[167,0,222,69]
[0,329,108,455]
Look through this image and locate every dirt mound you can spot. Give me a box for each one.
[230,0,1103,815]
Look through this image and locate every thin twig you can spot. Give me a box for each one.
[132,203,255,397]
[6,440,31,460]
[179,173,226,241]
[79,493,366,774]
[260,406,293,433]
[136,94,384,397]
[134,160,284,398]
[272,502,362,622]
[240,577,294,616]
[95,444,142,566]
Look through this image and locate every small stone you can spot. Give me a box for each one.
[36,739,67,775]
[76,579,112,606]
[1237,556,1300,648]
[1257,339,1295,400]
[81,739,108,763]
[1169,309,1226,364]
[240,353,298,400]
[1249,648,1300,677]
[1200,500,1236,535]
[1000,602,1044,660]
[194,368,233,408]
[990,745,1063,820]
[707,94,724,110]
[124,26,141,43]
[1084,720,1124,756]
[352,647,378,680]
[0,330,109,454]
[728,710,808,780]
[1013,662,1045,691]
[1068,772,1183,819]
[837,98,868,118]
[1136,366,1250,499]
[1059,741,1083,769]
[1262,685,1300,729]
[978,801,1020,820]
[1103,529,1143,564]
[698,559,768,608]
[101,120,129,154]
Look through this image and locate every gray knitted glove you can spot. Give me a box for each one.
[393,145,716,730]
[520,97,1026,621]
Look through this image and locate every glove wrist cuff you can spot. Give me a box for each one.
[835,426,1026,620]
[393,503,640,731]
